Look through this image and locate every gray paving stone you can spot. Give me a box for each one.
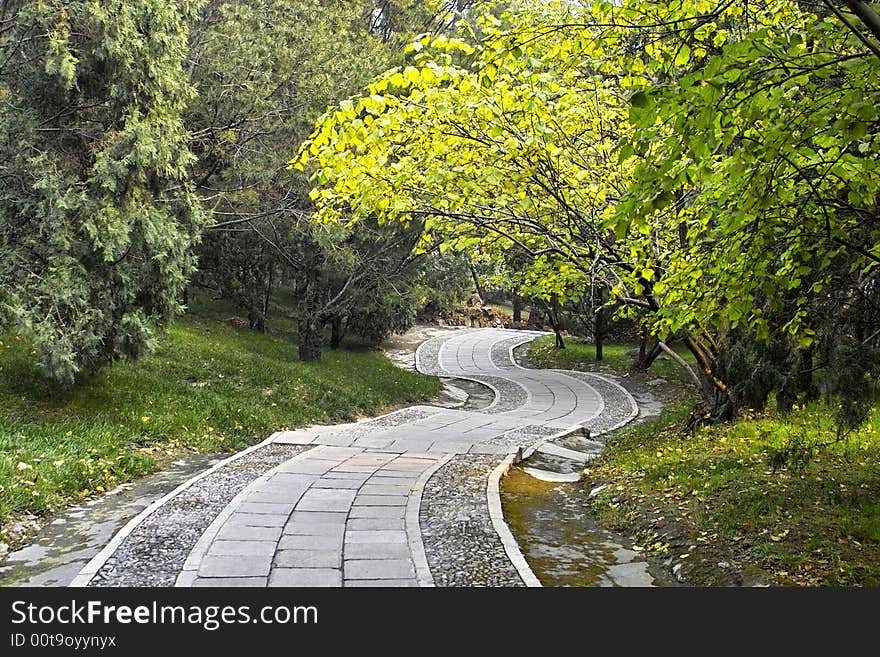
[358,484,413,496]
[344,530,407,544]
[344,543,410,560]
[371,470,425,479]
[275,550,340,569]
[276,460,339,475]
[312,478,364,489]
[209,540,277,557]
[427,442,475,453]
[226,512,288,528]
[352,437,395,448]
[278,534,342,551]
[283,522,346,538]
[273,431,317,445]
[345,455,397,465]
[388,439,435,452]
[322,471,371,481]
[386,455,440,464]
[266,473,318,486]
[353,495,408,507]
[296,489,357,512]
[312,446,364,459]
[347,517,405,531]
[237,502,296,515]
[364,476,419,486]
[288,511,347,525]
[344,579,418,587]
[345,559,415,579]
[199,555,271,578]
[330,465,378,473]
[245,490,309,504]
[193,577,268,587]
[215,525,283,542]
[365,445,405,454]
[348,506,406,519]
[313,433,355,446]
[269,568,341,587]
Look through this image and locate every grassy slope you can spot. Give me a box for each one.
[528,336,880,586]
[527,334,697,386]
[0,316,439,534]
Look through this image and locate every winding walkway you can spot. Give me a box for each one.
[70,328,639,588]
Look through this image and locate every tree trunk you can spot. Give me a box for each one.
[546,299,565,349]
[594,286,606,362]
[262,264,274,327]
[298,320,323,362]
[637,328,648,370]
[512,296,522,324]
[527,305,544,329]
[467,258,485,300]
[798,347,816,400]
[635,341,663,372]
[248,308,266,332]
[681,333,733,422]
[330,316,345,349]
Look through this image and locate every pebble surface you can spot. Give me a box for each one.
[89,444,307,587]
[420,455,525,587]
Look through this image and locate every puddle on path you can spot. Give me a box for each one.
[501,466,679,587]
[0,453,223,587]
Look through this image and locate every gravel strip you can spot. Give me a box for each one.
[88,444,307,587]
[489,336,533,369]
[488,424,560,449]
[557,370,638,437]
[317,407,439,443]
[365,407,438,427]
[415,335,447,376]
[468,374,527,413]
[420,455,524,587]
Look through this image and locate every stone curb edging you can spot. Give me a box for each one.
[506,334,606,425]
[68,433,286,588]
[174,446,318,587]
[486,455,542,588]
[555,370,640,438]
[406,453,456,587]
[415,330,507,413]
[505,333,640,439]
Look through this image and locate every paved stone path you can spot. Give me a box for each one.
[72,328,639,587]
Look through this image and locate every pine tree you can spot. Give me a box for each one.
[0,0,207,383]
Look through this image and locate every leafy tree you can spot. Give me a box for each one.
[0,0,206,384]
[185,0,395,333]
[297,0,880,425]
[186,1,489,357]
[412,252,474,319]
[285,216,426,361]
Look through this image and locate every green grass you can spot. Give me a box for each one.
[0,316,439,535]
[529,334,880,585]
[527,335,697,386]
[585,403,880,586]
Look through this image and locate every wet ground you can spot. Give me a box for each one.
[500,467,679,587]
[0,453,223,587]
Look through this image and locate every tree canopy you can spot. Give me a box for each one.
[0,0,206,383]
[296,0,880,422]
